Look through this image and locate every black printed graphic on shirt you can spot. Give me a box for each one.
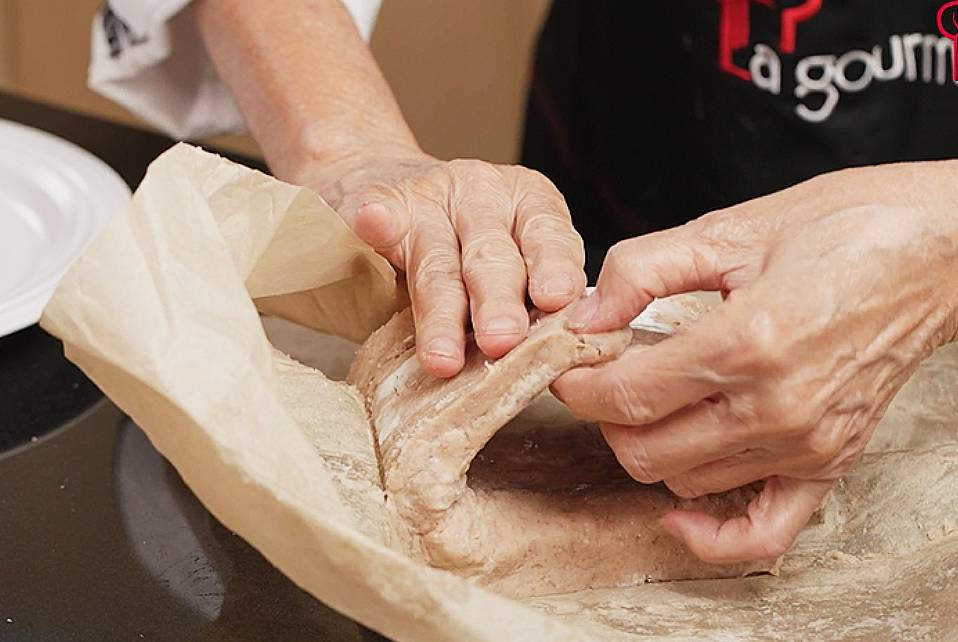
[102,3,148,59]
[716,0,957,123]
[521,0,958,249]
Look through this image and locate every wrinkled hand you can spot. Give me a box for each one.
[302,148,585,377]
[553,162,958,564]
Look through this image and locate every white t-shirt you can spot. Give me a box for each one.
[88,0,381,139]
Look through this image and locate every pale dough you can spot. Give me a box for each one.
[348,296,776,597]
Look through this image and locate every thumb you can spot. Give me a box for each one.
[569,225,725,333]
[661,477,832,565]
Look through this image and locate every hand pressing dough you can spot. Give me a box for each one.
[348,296,777,598]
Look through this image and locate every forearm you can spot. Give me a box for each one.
[194,0,419,184]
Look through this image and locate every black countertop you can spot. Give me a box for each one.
[0,92,389,642]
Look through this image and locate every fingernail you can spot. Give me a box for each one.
[539,273,576,298]
[425,337,459,360]
[480,316,521,337]
[568,293,600,329]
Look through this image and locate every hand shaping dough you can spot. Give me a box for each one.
[348,296,776,598]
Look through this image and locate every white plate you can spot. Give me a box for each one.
[0,119,130,337]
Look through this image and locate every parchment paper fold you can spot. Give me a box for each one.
[41,144,958,641]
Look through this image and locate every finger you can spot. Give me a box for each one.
[664,451,773,499]
[452,171,530,358]
[551,320,726,426]
[406,206,469,378]
[569,226,725,333]
[597,399,751,484]
[350,187,413,266]
[661,477,832,564]
[512,171,587,312]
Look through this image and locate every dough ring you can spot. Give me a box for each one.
[348,295,776,597]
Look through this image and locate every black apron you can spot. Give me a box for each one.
[521,0,958,278]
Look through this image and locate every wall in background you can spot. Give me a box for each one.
[0,1,14,87]
[372,0,549,163]
[0,0,549,164]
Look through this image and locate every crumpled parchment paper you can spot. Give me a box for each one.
[42,144,958,641]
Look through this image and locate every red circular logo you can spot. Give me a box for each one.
[938,1,958,38]
[938,1,958,82]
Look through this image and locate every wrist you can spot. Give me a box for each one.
[277,121,422,188]
[280,133,435,211]
[194,0,422,189]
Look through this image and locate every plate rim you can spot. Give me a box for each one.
[0,119,131,338]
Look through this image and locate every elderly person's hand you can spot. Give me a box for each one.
[195,0,585,379]
[298,149,585,378]
[552,162,958,564]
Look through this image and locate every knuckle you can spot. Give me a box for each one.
[724,396,763,439]
[788,404,819,438]
[514,198,577,250]
[804,428,843,464]
[461,246,524,290]
[461,229,518,263]
[759,393,820,441]
[520,185,570,216]
[521,210,576,236]
[601,241,640,287]
[601,238,665,291]
[412,298,466,339]
[521,218,583,256]
[719,417,749,451]
[509,165,558,190]
[694,205,765,249]
[413,309,465,340]
[448,173,515,229]
[402,173,448,206]
[758,399,792,434]
[523,232,585,269]
[736,312,788,373]
[413,250,461,288]
[605,376,657,426]
[448,158,504,187]
[463,189,513,217]
[604,241,630,272]
[619,437,661,484]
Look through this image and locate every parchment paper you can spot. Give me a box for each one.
[42,144,958,641]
